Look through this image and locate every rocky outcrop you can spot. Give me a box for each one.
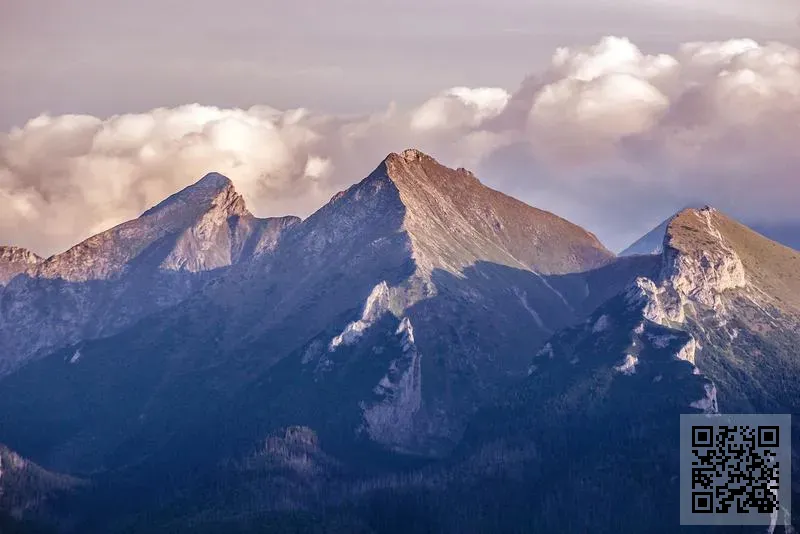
[625,207,748,328]
[257,426,330,477]
[662,208,746,310]
[0,246,41,286]
[619,205,800,416]
[361,317,424,452]
[617,207,755,411]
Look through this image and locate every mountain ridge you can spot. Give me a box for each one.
[621,206,799,257]
[0,150,624,474]
[0,172,300,374]
[382,149,613,276]
[363,205,800,533]
[1,154,797,533]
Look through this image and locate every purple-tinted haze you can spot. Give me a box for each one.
[1,2,798,254]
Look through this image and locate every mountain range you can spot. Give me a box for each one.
[0,149,798,533]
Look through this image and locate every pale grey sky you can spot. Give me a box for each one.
[2,1,800,254]
[2,0,798,129]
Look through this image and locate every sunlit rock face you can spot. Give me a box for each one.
[0,151,618,461]
[0,172,299,375]
[0,152,799,533]
[0,246,41,286]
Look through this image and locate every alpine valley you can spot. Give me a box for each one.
[1,150,798,533]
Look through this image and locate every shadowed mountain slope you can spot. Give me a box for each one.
[0,173,299,375]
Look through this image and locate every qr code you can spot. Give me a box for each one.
[680,414,791,526]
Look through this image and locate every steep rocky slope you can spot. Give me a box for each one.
[0,173,299,375]
[0,149,620,491]
[382,149,611,275]
[200,149,616,454]
[0,247,41,286]
[1,155,797,533]
[370,207,800,533]
[81,208,799,534]
[621,208,799,257]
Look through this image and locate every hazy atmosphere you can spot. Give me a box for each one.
[2,0,799,255]
[3,4,800,534]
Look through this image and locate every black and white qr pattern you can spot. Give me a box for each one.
[680,414,791,526]
[690,424,780,514]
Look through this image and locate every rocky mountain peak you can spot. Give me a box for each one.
[626,207,749,324]
[387,148,433,164]
[0,171,301,374]
[618,204,704,257]
[626,205,800,327]
[141,171,247,222]
[371,150,612,275]
[620,204,798,257]
[664,207,732,255]
[33,173,255,282]
[382,149,478,186]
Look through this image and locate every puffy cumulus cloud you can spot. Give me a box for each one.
[484,36,800,246]
[410,87,511,131]
[522,38,674,161]
[1,105,322,253]
[2,36,800,255]
[0,100,507,255]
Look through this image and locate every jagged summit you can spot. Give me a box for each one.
[387,148,432,164]
[0,170,300,372]
[383,148,479,183]
[664,206,800,312]
[141,171,243,219]
[666,205,780,260]
[664,206,724,253]
[621,204,798,257]
[32,172,264,282]
[311,149,610,277]
[369,149,612,275]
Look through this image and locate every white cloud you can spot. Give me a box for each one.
[411,87,511,131]
[2,36,800,255]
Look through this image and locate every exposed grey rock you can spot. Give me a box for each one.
[184,150,617,455]
[620,205,799,256]
[0,150,619,463]
[0,172,299,375]
[361,317,424,451]
[626,207,749,327]
[0,246,41,286]
[1,155,799,533]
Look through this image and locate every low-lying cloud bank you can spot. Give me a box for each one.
[2,36,799,255]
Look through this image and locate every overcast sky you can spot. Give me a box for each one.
[3,0,798,128]
[1,1,799,254]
